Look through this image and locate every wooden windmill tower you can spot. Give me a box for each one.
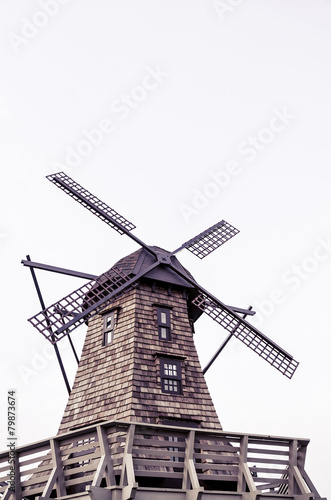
[0,172,325,500]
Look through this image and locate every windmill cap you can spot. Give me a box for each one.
[83,246,203,322]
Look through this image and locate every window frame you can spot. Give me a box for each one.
[160,357,182,395]
[157,307,171,341]
[102,309,116,346]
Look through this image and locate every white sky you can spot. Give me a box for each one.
[0,1,330,497]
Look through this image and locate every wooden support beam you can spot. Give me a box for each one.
[14,450,22,500]
[92,426,116,487]
[289,439,298,495]
[120,425,138,500]
[242,463,257,494]
[2,486,14,500]
[186,488,204,500]
[238,436,258,495]
[299,468,325,499]
[182,430,204,500]
[87,485,112,500]
[297,441,308,470]
[293,466,312,495]
[41,439,66,498]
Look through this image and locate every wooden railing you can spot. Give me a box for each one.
[0,420,323,500]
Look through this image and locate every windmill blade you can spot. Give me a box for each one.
[47,172,158,257]
[28,260,160,343]
[28,267,134,343]
[172,220,239,259]
[47,172,136,235]
[167,261,299,379]
[192,293,299,379]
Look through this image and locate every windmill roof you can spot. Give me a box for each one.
[102,246,203,322]
[111,246,197,289]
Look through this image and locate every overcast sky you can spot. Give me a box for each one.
[0,1,330,497]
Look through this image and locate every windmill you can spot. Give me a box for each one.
[23,171,299,399]
[6,171,326,500]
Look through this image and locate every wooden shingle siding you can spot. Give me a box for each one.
[58,253,221,435]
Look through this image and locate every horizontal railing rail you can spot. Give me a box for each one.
[0,420,322,500]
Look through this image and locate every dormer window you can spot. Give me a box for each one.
[160,358,182,394]
[103,310,116,345]
[157,307,171,341]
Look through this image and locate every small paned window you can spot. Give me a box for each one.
[157,307,171,341]
[160,358,182,394]
[103,310,116,345]
[75,437,95,466]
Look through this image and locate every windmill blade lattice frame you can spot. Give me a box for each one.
[192,293,299,379]
[173,220,239,259]
[47,172,136,235]
[28,267,134,343]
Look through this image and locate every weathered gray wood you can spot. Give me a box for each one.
[297,442,308,470]
[92,426,116,487]
[14,450,22,500]
[62,452,100,467]
[0,419,322,499]
[288,439,298,495]
[242,463,257,493]
[238,436,258,495]
[293,466,312,495]
[182,431,198,489]
[65,474,95,487]
[122,483,138,500]
[2,486,14,500]
[186,487,204,500]
[134,458,184,468]
[41,439,66,498]
[132,448,185,459]
[119,425,138,500]
[194,453,239,463]
[299,468,324,499]
[237,435,247,493]
[87,485,112,500]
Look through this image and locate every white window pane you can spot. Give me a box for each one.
[160,312,167,324]
[106,315,112,329]
[160,327,168,339]
[105,331,112,344]
[167,363,177,376]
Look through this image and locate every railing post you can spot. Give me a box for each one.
[297,440,308,471]
[288,439,297,495]
[91,425,116,487]
[238,435,257,495]
[120,424,138,500]
[182,430,203,500]
[41,438,66,498]
[14,450,22,500]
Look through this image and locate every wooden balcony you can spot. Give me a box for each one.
[0,420,325,500]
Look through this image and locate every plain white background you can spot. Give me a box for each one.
[0,1,330,497]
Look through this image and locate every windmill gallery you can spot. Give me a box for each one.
[0,172,325,500]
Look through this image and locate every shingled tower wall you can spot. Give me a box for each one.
[58,252,221,433]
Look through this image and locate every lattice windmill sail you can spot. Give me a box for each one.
[24,172,299,380]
